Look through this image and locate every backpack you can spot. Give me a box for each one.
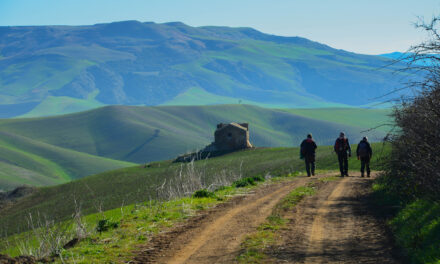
[358,141,369,158]
[335,138,348,152]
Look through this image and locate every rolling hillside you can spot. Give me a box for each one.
[0,143,388,236]
[0,132,135,191]
[0,104,388,162]
[0,104,389,191]
[280,108,392,132]
[0,21,407,117]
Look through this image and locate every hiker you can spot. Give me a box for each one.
[356,136,373,177]
[334,132,351,177]
[300,133,317,177]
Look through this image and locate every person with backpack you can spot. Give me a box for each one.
[334,132,351,177]
[300,133,317,177]
[356,136,373,177]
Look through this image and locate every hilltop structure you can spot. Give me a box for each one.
[175,122,253,162]
[206,123,253,151]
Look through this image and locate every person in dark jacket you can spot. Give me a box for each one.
[334,132,351,177]
[300,133,317,177]
[356,136,373,177]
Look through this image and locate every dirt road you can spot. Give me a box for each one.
[270,175,398,263]
[134,174,399,264]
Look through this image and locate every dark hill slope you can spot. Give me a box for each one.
[0,105,386,165]
[0,21,405,117]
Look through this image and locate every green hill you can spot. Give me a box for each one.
[0,131,135,191]
[0,104,390,191]
[0,143,388,235]
[280,108,393,132]
[0,104,388,163]
[0,21,407,117]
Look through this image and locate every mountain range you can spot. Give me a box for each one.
[0,21,406,117]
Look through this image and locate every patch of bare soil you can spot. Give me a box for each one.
[133,177,312,264]
[0,254,36,264]
[268,173,399,264]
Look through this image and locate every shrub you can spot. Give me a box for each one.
[192,189,216,198]
[233,176,265,188]
[95,219,119,233]
[252,175,265,182]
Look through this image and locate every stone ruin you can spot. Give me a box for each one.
[175,122,253,162]
[205,122,253,151]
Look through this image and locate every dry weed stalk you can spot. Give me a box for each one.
[157,159,243,200]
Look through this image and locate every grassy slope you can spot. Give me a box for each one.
[0,143,388,235]
[19,95,104,118]
[0,22,406,118]
[373,178,440,263]
[281,108,393,132]
[161,87,350,109]
[0,56,94,101]
[0,105,386,165]
[171,36,403,107]
[0,131,135,191]
[0,104,387,190]
[1,177,266,261]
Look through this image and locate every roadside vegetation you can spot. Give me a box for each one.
[0,143,387,237]
[0,142,387,262]
[0,104,389,191]
[373,15,440,264]
[0,169,297,263]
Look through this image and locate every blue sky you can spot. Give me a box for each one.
[1,0,439,54]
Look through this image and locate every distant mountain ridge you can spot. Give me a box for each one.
[0,21,405,117]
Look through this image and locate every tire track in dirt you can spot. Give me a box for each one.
[270,174,398,264]
[134,177,312,264]
[304,178,352,263]
[166,178,309,264]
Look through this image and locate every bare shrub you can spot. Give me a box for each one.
[16,213,73,259]
[384,15,440,201]
[10,197,90,260]
[72,197,88,240]
[157,159,243,200]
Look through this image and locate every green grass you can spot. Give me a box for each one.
[0,174,260,262]
[0,131,135,191]
[0,104,388,191]
[281,108,393,132]
[373,180,440,264]
[0,143,388,236]
[0,105,387,164]
[390,200,440,263]
[161,87,262,106]
[171,45,350,109]
[161,87,350,109]
[0,56,93,98]
[20,95,104,118]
